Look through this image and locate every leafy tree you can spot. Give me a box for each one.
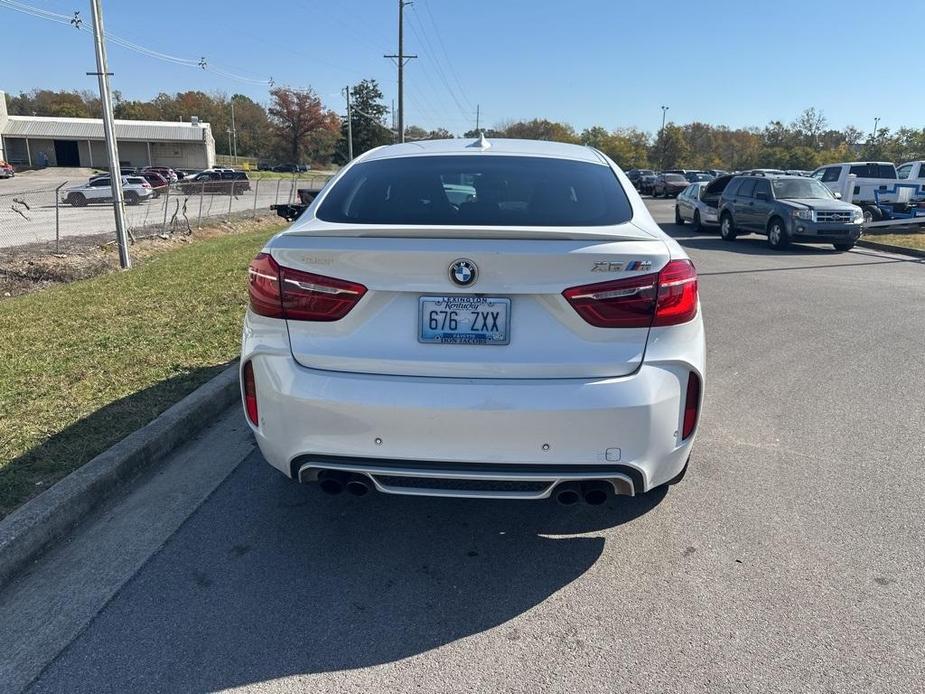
[462,127,506,138]
[268,86,340,163]
[336,79,393,163]
[653,124,689,169]
[791,107,827,148]
[229,94,269,160]
[7,89,98,117]
[501,119,580,143]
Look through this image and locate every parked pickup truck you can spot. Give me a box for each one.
[897,161,925,194]
[810,161,900,220]
[271,188,319,222]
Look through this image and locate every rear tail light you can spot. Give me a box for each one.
[563,259,698,328]
[682,371,701,439]
[652,259,698,327]
[242,361,258,426]
[247,252,366,321]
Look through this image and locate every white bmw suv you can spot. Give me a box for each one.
[241,137,705,505]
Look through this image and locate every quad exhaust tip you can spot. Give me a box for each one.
[554,482,582,506]
[318,470,349,495]
[317,470,372,497]
[554,480,613,506]
[345,474,371,497]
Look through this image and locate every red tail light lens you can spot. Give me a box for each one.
[562,274,658,328]
[563,259,698,328]
[652,260,698,327]
[247,252,366,321]
[248,253,284,318]
[242,361,258,426]
[682,371,701,439]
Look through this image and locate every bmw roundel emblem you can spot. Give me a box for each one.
[449,259,478,286]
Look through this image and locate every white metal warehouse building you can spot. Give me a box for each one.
[0,90,215,170]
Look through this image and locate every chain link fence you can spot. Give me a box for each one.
[0,173,332,253]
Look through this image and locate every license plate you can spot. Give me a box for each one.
[419,296,511,345]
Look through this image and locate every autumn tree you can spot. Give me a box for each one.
[405,125,454,140]
[652,124,689,169]
[7,89,98,117]
[501,119,580,143]
[268,86,340,164]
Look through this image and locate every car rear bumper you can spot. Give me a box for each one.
[241,315,705,498]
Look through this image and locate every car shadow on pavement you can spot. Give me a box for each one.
[32,451,668,692]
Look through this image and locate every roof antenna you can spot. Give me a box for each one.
[467,131,491,150]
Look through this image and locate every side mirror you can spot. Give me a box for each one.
[756,192,769,201]
[833,192,842,199]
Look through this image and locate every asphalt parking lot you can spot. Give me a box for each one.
[3,197,925,693]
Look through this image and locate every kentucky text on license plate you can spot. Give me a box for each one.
[418,296,511,345]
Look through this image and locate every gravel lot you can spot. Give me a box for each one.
[4,197,924,693]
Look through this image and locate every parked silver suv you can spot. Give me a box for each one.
[63,176,154,207]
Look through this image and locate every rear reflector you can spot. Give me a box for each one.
[247,252,367,321]
[563,259,698,328]
[682,371,701,440]
[243,361,258,426]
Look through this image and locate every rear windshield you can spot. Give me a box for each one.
[316,155,633,226]
[848,164,896,179]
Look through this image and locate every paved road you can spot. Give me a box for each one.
[0,168,330,249]
[5,198,925,692]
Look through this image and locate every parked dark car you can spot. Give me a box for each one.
[140,171,170,197]
[652,173,689,198]
[178,170,250,195]
[717,174,864,251]
[684,172,714,183]
[272,163,299,173]
[141,166,178,183]
[626,169,655,193]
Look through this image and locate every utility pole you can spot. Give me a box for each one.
[230,97,237,163]
[475,104,480,133]
[659,105,670,169]
[226,128,232,160]
[384,0,417,143]
[89,0,130,269]
[345,86,354,162]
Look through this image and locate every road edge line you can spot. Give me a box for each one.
[0,363,241,589]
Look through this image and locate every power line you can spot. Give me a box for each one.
[419,0,474,112]
[0,0,273,86]
[406,8,471,125]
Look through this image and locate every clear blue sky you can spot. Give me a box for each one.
[2,0,922,136]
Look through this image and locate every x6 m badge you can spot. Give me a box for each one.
[592,260,652,272]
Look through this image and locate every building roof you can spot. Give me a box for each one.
[1,115,211,142]
[361,137,607,164]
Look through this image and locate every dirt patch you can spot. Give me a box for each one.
[0,213,285,299]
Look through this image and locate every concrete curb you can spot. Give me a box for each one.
[0,363,241,589]
[857,239,925,259]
